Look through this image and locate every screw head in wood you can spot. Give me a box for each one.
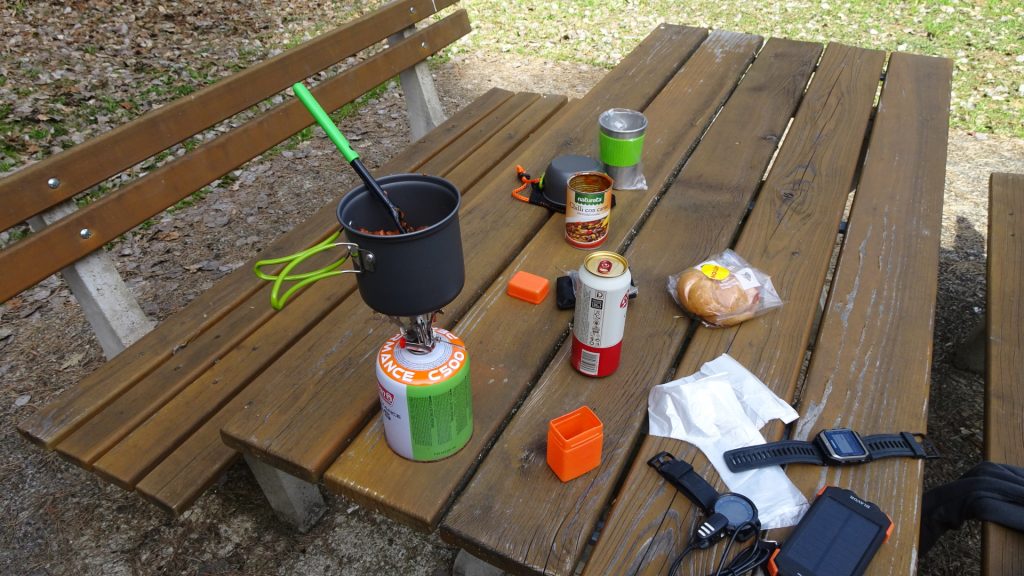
[409,6,416,13]
[420,41,428,49]
[79,228,92,239]
[47,178,60,189]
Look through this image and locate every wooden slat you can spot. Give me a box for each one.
[415,92,544,176]
[777,52,950,576]
[983,172,1024,575]
[220,24,708,483]
[18,87,517,450]
[437,38,823,576]
[583,42,887,576]
[87,91,552,490]
[0,10,472,304]
[53,284,280,467]
[136,92,569,513]
[0,0,458,232]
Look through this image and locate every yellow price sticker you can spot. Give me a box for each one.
[699,263,730,281]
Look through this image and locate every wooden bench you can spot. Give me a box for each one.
[984,172,1024,575]
[9,0,475,521]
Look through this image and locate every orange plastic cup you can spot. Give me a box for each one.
[547,406,603,482]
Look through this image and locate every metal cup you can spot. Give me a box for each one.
[598,109,647,190]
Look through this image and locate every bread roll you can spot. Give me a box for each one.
[676,267,759,326]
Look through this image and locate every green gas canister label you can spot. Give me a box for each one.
[375,328,472,461]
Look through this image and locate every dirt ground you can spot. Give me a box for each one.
[3,18,1024,576]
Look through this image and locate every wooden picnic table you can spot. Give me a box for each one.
[215,24,951,575]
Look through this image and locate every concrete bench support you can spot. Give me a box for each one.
[244,453,326,533]
[27,200,154,359]
[390,25,447,140]
[453,550,506,576]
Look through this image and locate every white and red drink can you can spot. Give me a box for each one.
[571,251,631,377]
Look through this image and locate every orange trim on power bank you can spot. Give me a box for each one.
[766,548,781,576]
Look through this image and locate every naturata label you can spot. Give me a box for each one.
[574,192,604,205]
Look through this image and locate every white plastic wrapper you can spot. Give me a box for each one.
[648,354,808,529]
[667,249,782,327]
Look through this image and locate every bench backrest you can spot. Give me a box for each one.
[0,0,469,303]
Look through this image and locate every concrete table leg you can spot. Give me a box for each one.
[244,453,326,533]
[453,550,506,576]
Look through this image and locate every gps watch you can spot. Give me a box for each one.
[648,451,760,543]
[723,429,939,473]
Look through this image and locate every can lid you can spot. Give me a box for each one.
[584,251,628,278]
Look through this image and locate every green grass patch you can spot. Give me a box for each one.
[330,80,394,123]
[461,0,1023,137]
[168,186,213,213]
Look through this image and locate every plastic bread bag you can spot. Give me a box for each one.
[667,249,782,327]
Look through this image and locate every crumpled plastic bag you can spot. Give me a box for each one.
[648,354,808,529]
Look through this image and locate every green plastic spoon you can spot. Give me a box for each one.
[292,82,410,233]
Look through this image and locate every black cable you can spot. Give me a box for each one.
[669,542,696,576]
[713,521,753,576]
[708,538,777,576]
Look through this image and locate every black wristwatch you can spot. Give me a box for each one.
[648,452,760,543]
[723,428,940,472]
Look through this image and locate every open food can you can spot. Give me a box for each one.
[565,171,613,249]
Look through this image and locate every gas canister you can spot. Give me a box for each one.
[375,328,472,461]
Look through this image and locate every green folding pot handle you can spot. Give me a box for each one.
[253,231,359,310]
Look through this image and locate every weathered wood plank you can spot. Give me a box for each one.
[17,88,515,450]
[416,92,542,176]
[983,172,1024,575]
[778,51,950,576]
[439,37,822,576]
[136,92,569,513]
[583,42,887,576]
[0,0,459,232]
[0,11,472,303]
[220,25,708,483]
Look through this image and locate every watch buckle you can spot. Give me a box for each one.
[905,432,941,459]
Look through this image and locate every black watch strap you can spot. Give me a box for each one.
[723,441,825,472]
[648,452,720,514]
[862,432,940,460]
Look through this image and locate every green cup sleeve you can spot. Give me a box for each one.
[600,132,645,167]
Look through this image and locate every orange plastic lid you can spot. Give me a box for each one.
[507,271,550,304]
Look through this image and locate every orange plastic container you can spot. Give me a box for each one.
[507,271,550,304]
[547,406,603,482]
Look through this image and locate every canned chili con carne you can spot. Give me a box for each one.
[565,172,613,249]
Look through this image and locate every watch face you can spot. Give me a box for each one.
[714,493,757,528]
[819,428,869,461]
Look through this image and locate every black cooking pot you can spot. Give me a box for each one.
[337,174,464,317]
